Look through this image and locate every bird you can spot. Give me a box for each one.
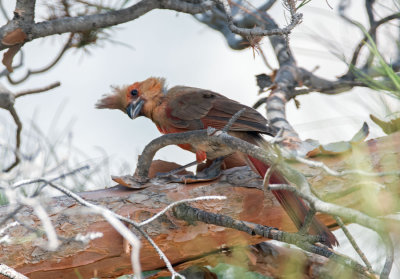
[96,77,338,247]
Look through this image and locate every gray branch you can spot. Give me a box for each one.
[173,203,372,276]
[0,0,214,50]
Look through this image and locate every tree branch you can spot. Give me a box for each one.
[0,264,28,279]
[334,216,374,274]
[7,34,72,84]
[134,128,400,238]
[14,81,60,98]
[0,0,214,51]
[216,0,302,38]
[173,203,373,277]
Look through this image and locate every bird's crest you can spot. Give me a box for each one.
[95,85,129,111]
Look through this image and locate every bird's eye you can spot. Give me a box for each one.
[130,89,138,96]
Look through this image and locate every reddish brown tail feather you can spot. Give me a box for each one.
[247,155,338,247]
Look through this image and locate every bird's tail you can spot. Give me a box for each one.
[246,138,338,247]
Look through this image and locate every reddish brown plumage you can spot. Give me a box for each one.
[96,77,338,247]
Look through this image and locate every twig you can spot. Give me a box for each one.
[12,165,89,189]
[7,35,72,84]
[222,108,246,132]
[0,221,19,236]
[0,264,28,279]
[15,81,61,98]
[348,13,400,72]
[0,166,89,228]
[334,216,374,274]
[139,195,226,226]
[270,127,284,144]
[292,154,400,178]
[298,207,316,235]
[99,209,142,279]
[22,178,199,278]
[135,226,185,279]
[3,107,22,172]
[0,205,24,228]
[262,163,275,190]
[380,233,394,279]
[216,0,302,37]
[15,196,59,250]
[45,180,186,278]
[2,81,61,172]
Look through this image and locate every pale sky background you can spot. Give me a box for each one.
[0,1,399,276]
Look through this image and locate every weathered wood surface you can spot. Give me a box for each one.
[0,132,399,278]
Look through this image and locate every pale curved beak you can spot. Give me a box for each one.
[126,98,144,119]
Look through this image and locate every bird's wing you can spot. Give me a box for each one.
[166,86,275,135]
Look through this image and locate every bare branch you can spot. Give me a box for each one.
[334,216,374,274]
[297,207,316,235]
[3,106,22,172]
[0,0,214,51]
[292,154,400,178]
[348,13,400,72]
[0,81,60,172]
[380,233,394,279]
[0,264,28,279]
[23,179,189,278]
[222,108,246,132]
[216,0,302,37]
[99,209,142,279]
[15,81,61,98]
[15,196,59,250]
[7,35,72,84]
[139,195,226,226]
[0,221,19,236]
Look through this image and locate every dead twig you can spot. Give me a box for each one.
[15,81,61,98]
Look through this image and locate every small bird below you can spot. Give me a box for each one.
[96,77,338,247]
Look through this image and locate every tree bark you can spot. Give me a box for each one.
[1,132,399,278]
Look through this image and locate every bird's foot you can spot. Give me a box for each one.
[157,157,224,184]
[111,174,149,189]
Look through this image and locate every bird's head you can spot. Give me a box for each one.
[96,77,166,119]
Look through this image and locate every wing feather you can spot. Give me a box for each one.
[165,86,275,135]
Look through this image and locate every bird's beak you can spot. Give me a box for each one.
[126,98,144,119]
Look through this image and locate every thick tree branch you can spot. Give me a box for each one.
[0,0,214,51]
[0,264,28,279]
[3,130,400,277]
[134,128,400,239]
